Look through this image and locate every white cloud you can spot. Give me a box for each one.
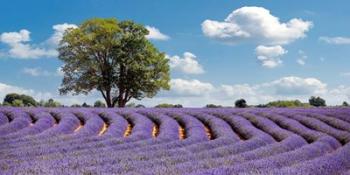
[46,23,77,47]
[202,6,312,45]
[0,82,52,102]
[260,76,327,95]
[145,26,170,40]
[0,29,30,44]
[143,76,337,107]
[255,45,287,68]
[0,23,76,59]
[296,50,307,66]
[296,59,305,66]
[168,52,204,74]
[319,36,350,45]
[0,81,102,106]
[22,67,51,77]
[169,79,213,96]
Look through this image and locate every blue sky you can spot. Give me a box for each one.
[0,0,349,106]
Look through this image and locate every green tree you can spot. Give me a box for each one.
[12,99,24,107]
[43,99,61,107]
[58,18,170,107]
[342,101,349,107]
[3,93,37,107]
[71,104,81,107]
[266,100,309,108]
[155,104,182,108]
[235,99,248,108]
[205,104,222,108]
[309,96,326,107]
[82,102,91,107]
[94,100,106,108]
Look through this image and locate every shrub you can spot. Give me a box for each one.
[266,100,309,108]
[71,104,81,107]
[309,96,326,107]
[3,93,37,107]
[82,102,91,108]
[205,104,222,108]
[155,103,182,108]
[94,100,106,108]
[43,99,61,107]
[235,99,247,108]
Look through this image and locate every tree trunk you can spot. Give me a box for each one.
[118,98,126,108]
[105,90,113,108]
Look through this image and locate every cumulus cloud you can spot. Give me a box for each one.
[169,79,213,96]
[46,23,78,47]
[145,26,170,40]
[260,76,327,95]
[319,36,350,45]
[168,52,204,74]
[201,6,312,68]
[255,45,287,68]
[202,6,313,45]
[0,81,103,106]
[145,76,338,107]
[0,23,76,59]
[0,82,52,102]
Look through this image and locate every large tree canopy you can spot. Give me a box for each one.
[58,18,170,107]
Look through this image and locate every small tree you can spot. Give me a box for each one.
[309,96,326,107]
[82,102,90,108]
[205,104,222,108]
[94,100,106,108]
[155,103,183,108]
[71,104,81,107]
[235,99,247,108]
[174,104,183,108]
[3,93,37,107]
[44,99,61,107]
[58,18,170,107]
[342,101,349,107]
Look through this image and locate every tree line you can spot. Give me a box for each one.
[1,93,348,108]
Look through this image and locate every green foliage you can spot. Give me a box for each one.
[342,101,349,107]
[82,102,91,108]
[71,104,81,107]
[235,99,248,108]
[3,93,37,107]
[205,104,222,108]
[256,104,268,108]
[12,99,24,107]
[58,18,170,107]
[266,100,310,108]
[309,96,326,107]
[155,103,182,108]
[42,99,61,107]
[94,100,106,108]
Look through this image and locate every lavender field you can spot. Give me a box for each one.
[0,107,349,175]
